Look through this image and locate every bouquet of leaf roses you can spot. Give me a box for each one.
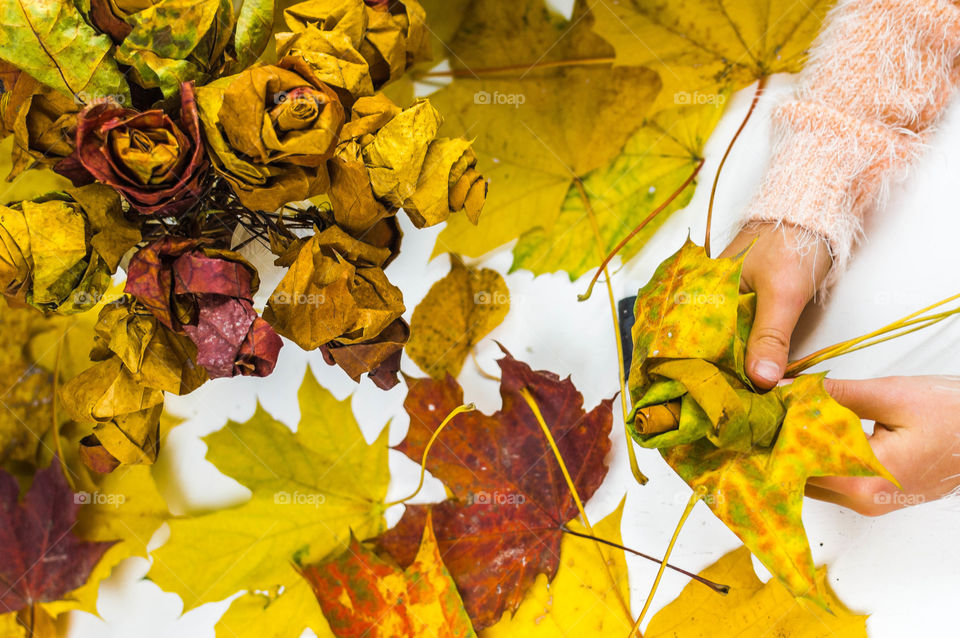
[0,0,486,472]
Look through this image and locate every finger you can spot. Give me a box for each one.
[745,288,806,389]
[804,478,900,516]
[822,377,923,424]
[806,425,903,516]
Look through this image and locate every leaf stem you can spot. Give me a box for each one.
[470,352,501,382]
[574,178,648,485]
[520,387,632,621]
[785,292,960,376]
[704,76,767,257]
[579,160,705,303]
[559,525,728,594]
[630,486,706,637]
[419,57,615,78]
[384,403,476,507]
[52,321,76,491]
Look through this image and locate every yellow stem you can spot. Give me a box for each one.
[384,403,475,507]
[471,352,501,382]
[520,387,632,621]
[629,486,706,637]
[575,179,648,485]
[52,321,75,491]
[786,294,960,376]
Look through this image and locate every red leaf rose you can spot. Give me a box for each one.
[72,83,208,216]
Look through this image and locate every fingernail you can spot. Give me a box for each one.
[753,359,781,384]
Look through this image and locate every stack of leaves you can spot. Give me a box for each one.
[377,349,614,628]
[626,240,897,605]
[415,0,833,278]
[0,0,487,471]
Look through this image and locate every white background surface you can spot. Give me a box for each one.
[66,3,960,636]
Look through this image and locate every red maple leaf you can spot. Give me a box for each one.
[0,462,115,613]
[377,349,612,628]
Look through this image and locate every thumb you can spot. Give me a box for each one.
[745,290,806,389]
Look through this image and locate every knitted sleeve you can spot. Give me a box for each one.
[741,0,960,284]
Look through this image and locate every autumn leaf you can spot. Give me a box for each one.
[662,375,896,605]
[511,102,722,278]
[588,0,835,112]
[0,301,56,464]
[0,72,79,181]
[328,94,486,231]
[263,225,404,351]
[215,579,332,638]
[41,457,170,620]
[481,497,632,637]
[60,295,208,471]
[148,367,389,638]
[72,82,209,217]
[0,461,114,614]
[0,0,130,102]
[275,0,432,96]
[124,237,282,379]
[406,255,509,379]
[626,240,896,604]
[115,0,235,96]
[427,0,660,263]
[302,513,476,638]
[0,184,136,314]
[377,349,613,628]
[645,546,867,637]
[230,0,276,71]
[195,56,344,213]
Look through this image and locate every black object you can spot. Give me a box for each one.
[618,296,637,373]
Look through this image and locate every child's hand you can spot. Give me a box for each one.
[719,222,832,388]
[806,376,960,516]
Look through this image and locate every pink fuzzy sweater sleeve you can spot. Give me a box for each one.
[742,0,960,284]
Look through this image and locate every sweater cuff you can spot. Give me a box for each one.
[742,99,923,285]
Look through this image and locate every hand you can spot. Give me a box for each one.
[720,222,832,389]
[805,376,960,516]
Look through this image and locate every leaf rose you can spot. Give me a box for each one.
[61,295,207,472]
[124,237,283,378]
[276,0,431,96]
[0,184,140,313]
[263,225,404,353]
[196,56,346,212]
[71,82,208,216]
[329,95,487,231]
[0,72,79,180]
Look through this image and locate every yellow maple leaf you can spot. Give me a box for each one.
[588,0,835,112]
[645,546,867,637]
[407,255,509,379]
[147,367,389,638]
[426,0,661,263]
[481,498,632,637]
